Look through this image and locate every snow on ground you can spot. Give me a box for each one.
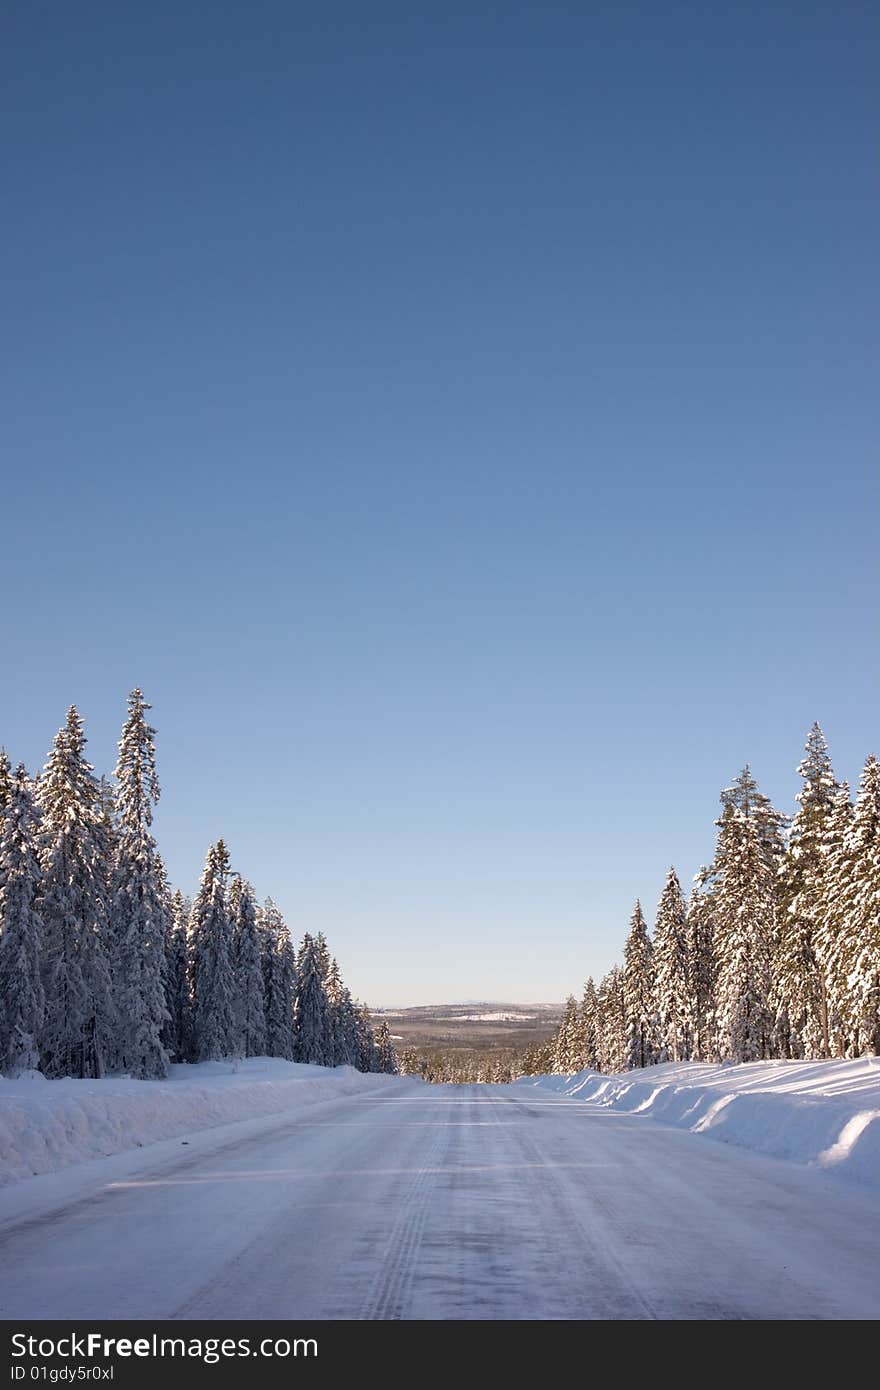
[455,1012,535,1021]
[0,1058,392,1185]
[519,1058,880,1188]
[2,1084,880,1320]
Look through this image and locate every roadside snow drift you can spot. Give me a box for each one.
[520,1059,880,1188]
[0,1058,391,1184]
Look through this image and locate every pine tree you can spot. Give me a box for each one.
[580,977,599,1070]
[293,932,332,1065]
[596,967,626,1074]
[190,840,237,1060]
[0,748,11,822]
[355,1002,380,1072]
[0,749,11,904]
[259,899,296,1059]
[0,766,45,1074]
[109,690,169,1078]
[653,867,691,1062]
[39,709,115,1078]
[313,931,331,981]
[775,724,838,1058]
[374,1019,398,1074]
[837,757,880,1055]
[230,877,266,1057]
[163,890,191,1061]
[553,995,582,1073]
[325,957,358,1066]
[815,784,854,1055]
[623,901,657,1069]
[687,871,717,1061]
[712,785,777,1062]
[720,765,788,865]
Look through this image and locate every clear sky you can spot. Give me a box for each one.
[2,2,877,1006]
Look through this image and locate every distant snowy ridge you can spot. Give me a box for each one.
[454,1012,537,1022]
[0,1058,395,1185]
[519,1059,880,1189]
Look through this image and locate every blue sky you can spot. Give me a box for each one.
[2,2,877,1005]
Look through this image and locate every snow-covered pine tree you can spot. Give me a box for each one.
[0,748,11,821]
[687,870,717,1061]
[374,1019,398,1074]
[553,995,581,1073]
[596,967,626,1074]
[293,932,332,1065]
[189,840,237,1060]
[397,1048,423,1078]
[38,708,115,1078]
[0,766,45,1074]
[720,765,788,866]
[711,785,777,1062]
[259,898,296,1059]
[580,977,599,1070]
[314,931,331,981]
[652,867,691,1062]
[815,783,854,1055]
[775,724,838,1058]
[355,1002,380,1072]
[230,876,266,1058]
[0,750,10,905]
[623,901,657,1070]
[163,890,191,1061]
[325,956,358,1066]
[109,690,169,1079]
[836,757,880,1055]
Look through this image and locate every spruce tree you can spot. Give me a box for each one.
[231,877,266,1057]
[838,757,880,1055]
[553,995,581,1073]
[190,840,237,1060]
[314,931,331,981]
[325,956,358,1066]
[374,1019,398,1074]
[355,1002,380,1072]
[687,870,717,1061]
[653,867,691,1062]
[580,977,599,1070]
[259,899,296,1059]
[0,749,9,904]
[110,690,169,1078]
[720,765,788,865]
[0,766,45,1074]
[815,783,854,1055]
[712,788,776,1062]
[39,709,115,1078]
[596,967,626,1074]
[775,724,838,1058]
[294,932,332,1065]
[0,748,11,822]
[163,890,191,1061]
[623,901,657,1069]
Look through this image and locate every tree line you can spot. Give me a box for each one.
[397,1047,519,1084]
[527,725,880,1076]
[0,691,397,1080]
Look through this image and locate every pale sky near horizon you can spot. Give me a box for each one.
[2,3,878,1005]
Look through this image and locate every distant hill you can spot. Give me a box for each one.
[375,1001,562,1054]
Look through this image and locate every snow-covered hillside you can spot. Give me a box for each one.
[0,1058,397,1184]
[519,1059,880,1188]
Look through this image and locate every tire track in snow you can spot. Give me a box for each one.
[358,1106,451,1320]
[499,1093,661,1319]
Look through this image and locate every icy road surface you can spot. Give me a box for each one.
[2,1084,879,1320]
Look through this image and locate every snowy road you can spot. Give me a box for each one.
[2,1083,879,1320]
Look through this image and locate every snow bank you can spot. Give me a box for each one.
[519,1059,880,1188]
[0,1059,390,1185]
